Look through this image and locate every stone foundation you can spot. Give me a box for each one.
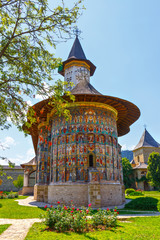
[22,186,34,195]
[46,182,125,207]
[34,184,48,202]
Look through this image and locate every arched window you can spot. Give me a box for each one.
[89,154,94,167]
[88,153,95,168]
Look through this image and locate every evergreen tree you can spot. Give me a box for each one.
[147,152,160,189]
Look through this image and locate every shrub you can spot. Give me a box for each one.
[125,197,158,211]
[92,208,118,228]
[125,188,135,195]
[13,175,23,190]
[157,201,160,212]
[129,191,144,196]
[0,191,18,199]
[41,202,118,232]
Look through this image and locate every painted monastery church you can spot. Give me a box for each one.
[22,36,140,207]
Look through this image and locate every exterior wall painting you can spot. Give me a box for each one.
[36,105,123,186]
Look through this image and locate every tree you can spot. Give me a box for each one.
[122,157,133,189]
[0,0,83,131]
[13,175,23,190]
[147,152,160,190]
[0,0,83,164]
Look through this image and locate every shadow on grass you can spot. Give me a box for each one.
[0,203,2,208]
[124,197,159,211]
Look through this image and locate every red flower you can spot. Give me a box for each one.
[81,161,83,165]
[88,203,92,207]
[44,205,47,208]
[97,209,99,211]
[50,205,53,208]
[86,209,89,214]
[117,212,119,214]
[72,207,75,210]
[114,209,117,212]
[57,201,60,204]
[80,210,82,213]
[107,208,109,211]
[71,210,73,213]
[64,206,67,210]
[77,208,79,211]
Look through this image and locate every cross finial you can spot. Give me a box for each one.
[144,124,147,130]
[73,26,82,37]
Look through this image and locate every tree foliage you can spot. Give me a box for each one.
[147,152,160,189]
[122,157,133,189]
[13,175,23,190]
[0,0,83,131]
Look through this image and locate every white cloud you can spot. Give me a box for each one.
[121,144,135,151]
[0,137,16,150]
[0,147,35,166]
[121,144,127,150]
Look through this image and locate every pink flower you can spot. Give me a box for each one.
[57,201,60,204]
[44,205,47,208]
[107,208,109,211]
[88,203,92,207]
[86,209,89,214]
[71,211,73,213]
[77,208,79,211]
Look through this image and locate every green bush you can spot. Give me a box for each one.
[0,191,18,199]
[157,202,160,212]
[129,191,144,196]
[92,208,118,228]
[125,197,158,211]
[125,188,135,195]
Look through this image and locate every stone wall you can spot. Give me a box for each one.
[143,147,160,163]
[0,167,24,192]
[47,182,124,207]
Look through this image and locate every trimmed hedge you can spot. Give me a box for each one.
[125,197,158,211]
[125,188,135,195]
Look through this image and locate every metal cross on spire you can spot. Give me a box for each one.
[73,26,82,37]
[144,124,147,130]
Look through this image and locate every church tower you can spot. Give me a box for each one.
[58,36,96,90]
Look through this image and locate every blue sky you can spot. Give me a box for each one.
[1,0,160,165]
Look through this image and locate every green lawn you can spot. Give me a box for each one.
[25,216,160,240]
[0,224,11,235]
[0,196,46,219]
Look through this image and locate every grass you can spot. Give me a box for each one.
[0,224,11,235]
[25,216,160,240]
[0,191,159,219]
[0,196,47,219]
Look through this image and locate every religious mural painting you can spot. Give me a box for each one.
[36,106,123,185]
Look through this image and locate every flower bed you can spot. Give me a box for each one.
[0,191,18,199]
[41,202,119,233]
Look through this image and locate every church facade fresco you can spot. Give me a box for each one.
[36,105,123,188]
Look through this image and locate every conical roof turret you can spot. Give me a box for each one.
[58,36,96,76]
[134,129,160,150]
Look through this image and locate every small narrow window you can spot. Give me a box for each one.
[89,154,94,167]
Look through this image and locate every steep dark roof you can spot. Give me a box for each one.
[68,36,86,60]
[58,37,96,76]
[2,165,23,170]
[71,80,102,95]
[134,129,160,150]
